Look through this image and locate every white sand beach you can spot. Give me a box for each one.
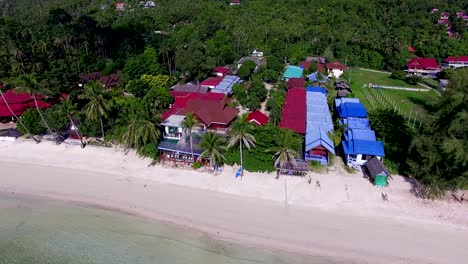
[1,140,467,263]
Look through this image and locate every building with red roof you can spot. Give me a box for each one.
[247,110,269,125]
[326,61,346,78]
[405,58,441,78]
[0,88,50,120]
[407,46,416,53]
[279,88,306,134]
[299,61,311,70]
[214,67,230,77]
[200,76,224,89]
[442,56,468,69]
[286,78,305,89]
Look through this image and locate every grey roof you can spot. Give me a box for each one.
[337,89,351,98]
[211,75,241,95]
[158,135,204,155]
[162,115,185,127]
[365,157,390,178]
[171,84,208,94]
[305,127,335,154]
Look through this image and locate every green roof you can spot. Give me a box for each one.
[282,66,304,80]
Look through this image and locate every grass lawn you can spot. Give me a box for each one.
[347,68,440,122]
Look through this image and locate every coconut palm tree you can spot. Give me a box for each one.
[119,103,162,156]
[227,114,256,177]
[60,97,85,148]
[181,112,199,160]
[200,132,226,172]
[266,129,300,208]
[266,129,299,179]
[0,83,39,142]
[78,81,111,146]
[18,74,54,138]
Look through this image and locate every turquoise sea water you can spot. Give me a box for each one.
[0,193,343,264]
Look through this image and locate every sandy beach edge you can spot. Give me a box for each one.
[1,140,468,264]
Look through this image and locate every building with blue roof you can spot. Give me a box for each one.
[282,65,304,80]
[334,97,360,110]
[307,72,328,84]
[344,129,376,141]
[305,127,335,165]
[338,102,367,118]
[340,117,370,130]
[304,89,334,164]
[211,75,240,95]
[342,140,385,167]
[306,86,327,95]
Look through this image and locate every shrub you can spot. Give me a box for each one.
[17,109,44,135]
[192,161,203,169]
[390,70,406,80]
[405,75,422,85]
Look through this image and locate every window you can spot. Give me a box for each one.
[361,154,367,160]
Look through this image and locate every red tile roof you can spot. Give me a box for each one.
[286,78,305,89]
[247,110,269,125]
[326,61,346,70]
[0,88,50,117]
[162,92,228,120]
[181,99,239,127]
[317,63,325,73]
[443,56,468,63]
[200,76,224,87]
[214,67,230,75]
[299,61,311,70]
[279,88,306,134]
[407,46,416,53]
[406,58,440,69]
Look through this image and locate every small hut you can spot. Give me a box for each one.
[275,159,310,176]
[364,157,390,187]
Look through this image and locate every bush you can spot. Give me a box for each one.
[139,143,159,159]
[405,75,422,85]
[390,70,406,80]
[17,109,44,135]
[192,161,203,169]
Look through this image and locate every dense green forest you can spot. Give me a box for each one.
[0,0,467,198]
[1,0,467,94]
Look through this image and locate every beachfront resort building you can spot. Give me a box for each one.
[334,98,385,168]
[304,86,335,165]
[158,91,238,164]
[441,56,468,69]
[364,157,390,187]
[0,87,50,122]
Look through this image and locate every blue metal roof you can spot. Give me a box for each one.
[334,98,360,109]
[305,127,335,154]
[282,66,304,80]
[306,86,327,95]
[307,72,328,83]
[344,129,376,141]
[340,117,370,130]
[338,102,367,118]
[342,140,385,156]
[211,75,240,95]
[306,91,333,132]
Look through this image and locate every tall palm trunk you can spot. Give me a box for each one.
[68,115,85,148]
[0,89,39,143]
[99,114,106,146]
[240,140,243,177]
[189,128,194,161]
[33,96,53,136]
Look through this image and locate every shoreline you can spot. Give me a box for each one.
[1,140,468,263]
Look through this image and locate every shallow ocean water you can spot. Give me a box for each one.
[0,193,344,264]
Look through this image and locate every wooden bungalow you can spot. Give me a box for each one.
[275,159,310,176]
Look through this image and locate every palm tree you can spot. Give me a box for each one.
[227,114,256,177]
[200,132,227,172]
[18,74,54,138]
[119,104,162,156]
[0,83,39,142]
[78,81,111,146]
[181,112,199,161]
[60,97,85,148]
[266,129,300,208]
[267,129,299,179]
